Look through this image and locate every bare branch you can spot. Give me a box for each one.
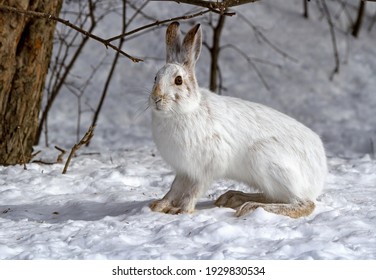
[37,3,99,146]
[320,0,340,79]
[106,8,213,43]
[151,0,260,11]
[55,146,67,163]
[238,12,298,63]
[369,10,376,31]
[16,126,27,170]
[222,44,270,90]
[0,4,142,62]
[352,0,366,38]
[208,13,226,93]
[303,0,309,19]
[88,0,128,146]
[62,125,95,174]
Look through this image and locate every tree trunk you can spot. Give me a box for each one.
[0,0,62,165]
[352,0,366,38]
[209,14,226,93]
[303,0,309,19]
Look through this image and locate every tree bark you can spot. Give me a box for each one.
[303,0,309,19]
[209,14,226,93]
[352,0,366,38]
[0,0,62,165]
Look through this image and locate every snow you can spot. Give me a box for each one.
[1,150,375,260]
[1,0,376,260]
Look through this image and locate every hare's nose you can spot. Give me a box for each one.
[153,96,162,104]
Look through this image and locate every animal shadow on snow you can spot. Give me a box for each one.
[0,199,154,223]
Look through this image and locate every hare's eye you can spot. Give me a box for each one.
[154,76,157,82]
[175,76,183,86]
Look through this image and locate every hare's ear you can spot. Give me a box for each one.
[181,24,202,69]
[166,22,181,63]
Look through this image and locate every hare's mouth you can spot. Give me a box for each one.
[155,98,162,107]
[154,99,164,111]
[151,95,167,112]
[152,102,168,113]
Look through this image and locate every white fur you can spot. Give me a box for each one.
[149,22,327,216]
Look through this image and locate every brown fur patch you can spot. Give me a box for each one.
[236,200,316,219]
[216,191,316,219]
[153,84,161,96]
[166,22,180,46]
[182,24,200,49]
[215,191,272,209]
[182,24,201,68]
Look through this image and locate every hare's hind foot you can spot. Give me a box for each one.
[215,190,315,218]
[215,191,271,209]
[236,200,315,219]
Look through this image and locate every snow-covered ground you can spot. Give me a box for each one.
[1,0,376,259]
[0,148,376,259]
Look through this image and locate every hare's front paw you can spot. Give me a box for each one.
[150,199,192,215]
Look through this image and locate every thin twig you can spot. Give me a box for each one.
[88,0,128,145]
[238,13,299,63]
[127,0,151,25]
[36,4,98,145]
[32,160,55,165]
[30,146,66,165]
[370,138,375,159]
[31,150,42,159]
[303,0,309,19]
[55,146,66,163]
[16,126,27,170]
[106,8,230,43]
[0,4,142,62]
[224,44,270,90]
[151,0,259,11]
[62,125,95,174]
[222,44,282,68]
[320,0,340,80]
[369,10,376,32]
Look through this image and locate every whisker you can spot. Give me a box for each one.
[134,106,151,121]
[125,87,151,97]
[169,106,180,116]
[133,99,151,121]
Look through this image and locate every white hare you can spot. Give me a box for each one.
[149,22,327,218]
